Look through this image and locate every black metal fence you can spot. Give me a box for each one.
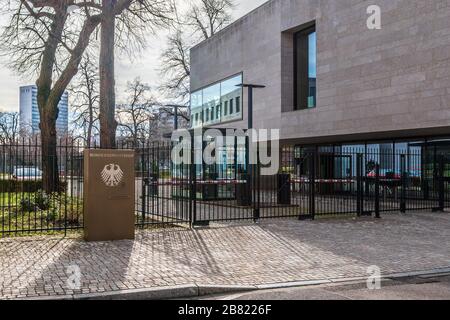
[1,139,449,237]
[0,138,84,237]
[135,142,450,226]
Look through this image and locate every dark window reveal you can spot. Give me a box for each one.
[294,25,316,110]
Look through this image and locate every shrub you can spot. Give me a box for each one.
[35,190,51,210]
[0,179,42,193]
[19,198,36,212]
[0,180,68,193]
[45,205,58,222]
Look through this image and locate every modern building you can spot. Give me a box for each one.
[19,85,69,135]
[190,0,450,159]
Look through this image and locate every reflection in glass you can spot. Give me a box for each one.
[308,32,316,108]
[190,74,243,128]
[221,75,242,121]
[202,83,220,125]
[191,90,203,128]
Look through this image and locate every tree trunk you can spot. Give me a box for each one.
[40,102,60,193]
[99,0,117,149]
[36,11,67,194]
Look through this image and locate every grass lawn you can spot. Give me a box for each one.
[0,192,31,206]
[0,192,83,236]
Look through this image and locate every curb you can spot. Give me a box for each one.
[24,284,258,301]
[23,266,450,300]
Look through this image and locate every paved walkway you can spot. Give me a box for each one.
[1,212,450,299]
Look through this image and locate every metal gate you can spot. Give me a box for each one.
[134,142,450,228]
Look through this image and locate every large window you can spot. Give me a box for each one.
[190,74,243,128]
[294,25,316,110]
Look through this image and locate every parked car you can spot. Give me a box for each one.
[12,167,43,181]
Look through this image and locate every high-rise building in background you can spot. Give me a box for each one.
[19,85,69,136]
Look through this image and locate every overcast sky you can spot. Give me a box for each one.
[0,0,267,112]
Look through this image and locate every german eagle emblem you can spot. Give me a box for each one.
[101,164,124,187]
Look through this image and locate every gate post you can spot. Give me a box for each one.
[142,178,147,226]
[356,153,364,217]
[375,164,381,219]
[141,151,147,226]
[83,149,135,242]
[309,151,316,220]
[190,133,197,227]
[423,145,429,200]
[253,143,260,222]
[438,155,445,212]
[400,154,407,213]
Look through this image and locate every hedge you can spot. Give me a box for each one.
[0,179,43,193]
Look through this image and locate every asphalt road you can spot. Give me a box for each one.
[197,275,450,300]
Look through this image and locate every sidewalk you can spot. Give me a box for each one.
[1,212,450,299]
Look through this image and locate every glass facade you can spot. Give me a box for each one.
[190,74,243,128]
[295,139,450,181]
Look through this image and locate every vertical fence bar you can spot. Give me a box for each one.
[375,163,381,219]
[141,150,146,227]
[400,154,407,213]
[189,133,195,227]
[253,142,260,222]
[192,136,197,226]
[309,151,316,220]
[438,155,445,212]
[356,153,363,217]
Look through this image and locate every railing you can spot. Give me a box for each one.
[1,139,449,237]
[134,143,450,226]
[0,138,84,237]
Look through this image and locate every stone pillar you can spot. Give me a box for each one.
[83,149,135,242]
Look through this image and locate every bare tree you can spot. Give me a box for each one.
[187,0,234,39]
[69,54,99,148]
[0,0,173,191]
[159,28,192,100]
[98,0,173,149]
[117,78,158,147]
[0,0,103,192]
[0,112,19,143]
[158,105,190,132]
[159,0,234,101]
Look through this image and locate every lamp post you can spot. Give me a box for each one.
[164,104,189,130]
[236,83,266,165]
[236,84,266,130]
[235,84,265,218]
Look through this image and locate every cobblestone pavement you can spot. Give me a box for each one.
[1,212,450,299]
